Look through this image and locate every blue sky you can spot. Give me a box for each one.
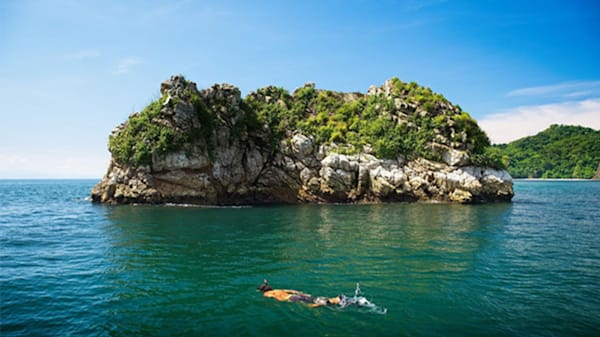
[1,0,599,178]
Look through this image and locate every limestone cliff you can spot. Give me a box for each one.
[91,75,513,204]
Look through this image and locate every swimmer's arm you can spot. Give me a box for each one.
[308,303,323,308]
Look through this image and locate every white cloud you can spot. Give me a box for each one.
[563,90,593,98]
[507,80,600,98]
[116,57,143,74]
[479,99,600,144]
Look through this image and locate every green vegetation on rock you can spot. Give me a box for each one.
[246,78,495,163]
[109,87,215,166]
[109,95,178,166]
[494,124,600,178]
[108,75,502,169]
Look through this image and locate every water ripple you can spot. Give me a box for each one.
[1,180,600,336]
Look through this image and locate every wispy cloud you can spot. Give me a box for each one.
[64,49,100,60]
[479,99,600,144]
[563,90,594,98]
[507,80,600,98]
[116,57,143,74]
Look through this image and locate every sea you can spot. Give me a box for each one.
[1,179,599,337]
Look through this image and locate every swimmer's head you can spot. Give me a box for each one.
[337,294,348,307]
[258,279,272,292]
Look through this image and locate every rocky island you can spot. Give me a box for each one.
[91,75,513,205]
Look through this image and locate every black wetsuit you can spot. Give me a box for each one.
[288,294,314,303]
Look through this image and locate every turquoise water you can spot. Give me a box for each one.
[1,180,599,336]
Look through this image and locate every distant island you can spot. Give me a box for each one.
[493,125,600,179]
[91,75,513,205]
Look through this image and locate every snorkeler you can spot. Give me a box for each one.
[258,279,387,313]
[257,279,341,307]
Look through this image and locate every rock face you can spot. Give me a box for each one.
[92,75,513,204]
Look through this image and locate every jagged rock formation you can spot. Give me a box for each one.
[92,75,513,204]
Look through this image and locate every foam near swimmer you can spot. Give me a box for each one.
[336,283,387,314]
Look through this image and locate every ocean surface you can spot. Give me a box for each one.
[1,180,599,337]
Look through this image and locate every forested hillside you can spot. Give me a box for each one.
[494,125,600,178]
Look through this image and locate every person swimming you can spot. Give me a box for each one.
[257,279,341,307]
[258,280,387,313]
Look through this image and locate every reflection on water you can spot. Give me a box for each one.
[103,203,514,285]
[99,202,513,335]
